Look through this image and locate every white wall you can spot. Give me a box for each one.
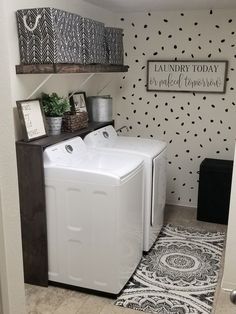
[114,8,236,207]
[222,143,236,290]
[0,0,26,313]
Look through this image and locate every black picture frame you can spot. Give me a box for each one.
[69,92,87,114]
[16,99,48,142]
[147,60,228,93]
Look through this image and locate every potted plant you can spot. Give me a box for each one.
[42,92,70,135]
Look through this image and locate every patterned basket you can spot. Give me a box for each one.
[16,7,107,65]
[79,17,106,64]
[16,7,83,64]
[62,112,88,132]
[105,27,124,65]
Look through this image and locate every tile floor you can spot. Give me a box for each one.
[25,205,236,314]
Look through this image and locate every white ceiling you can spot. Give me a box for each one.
[83,0,236,13]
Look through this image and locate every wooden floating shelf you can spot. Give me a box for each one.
[15,63,129,74]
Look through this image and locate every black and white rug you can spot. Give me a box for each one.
[115,224,225,314]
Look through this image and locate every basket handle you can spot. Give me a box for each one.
[23,14,42,32]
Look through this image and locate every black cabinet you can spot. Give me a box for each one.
[197,158,233,225]
[16,121,113,286]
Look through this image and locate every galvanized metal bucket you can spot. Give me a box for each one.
[46,117,62,135]
[86,96,112,122]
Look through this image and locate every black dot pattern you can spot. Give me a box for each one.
[117,10,236,206]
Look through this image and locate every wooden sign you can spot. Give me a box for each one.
[17,99,47,141]
[147,60,228,93]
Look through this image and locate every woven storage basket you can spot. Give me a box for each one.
[16,7,83,64]
[79,17,106,64]
[16,8,107,65]
[105,27,124,65]
[62,112,88,132]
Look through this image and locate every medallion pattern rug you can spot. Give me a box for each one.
[115,224,225,314]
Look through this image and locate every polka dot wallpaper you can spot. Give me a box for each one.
[114,9,236,207]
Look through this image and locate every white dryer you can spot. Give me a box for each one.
[43,137,144,294]
[84,126,167,252]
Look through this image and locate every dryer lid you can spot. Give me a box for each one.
[84,125,167,158]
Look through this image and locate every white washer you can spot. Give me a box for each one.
[84,126,167,252]
[43,137,144,294]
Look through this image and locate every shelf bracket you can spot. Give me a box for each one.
[26,72,95,100]
[27,74,53,100]
[25,71,113,100]
[97,77,114,95]
[68,73,95,99]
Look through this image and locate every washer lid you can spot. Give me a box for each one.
[84,125,167,158]
[43,136,143,180]
[43,137,88,165]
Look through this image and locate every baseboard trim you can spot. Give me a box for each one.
[166,203,197,209]
[221,278,236,291]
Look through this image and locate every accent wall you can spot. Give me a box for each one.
[114,9,236,207]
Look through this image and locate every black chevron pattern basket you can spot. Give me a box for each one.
[79,17,106,64]
[16,7,107,65]
[105,27,124,65]
[16,8,82,64]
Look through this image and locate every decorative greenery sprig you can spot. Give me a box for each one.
[42,92,70,117]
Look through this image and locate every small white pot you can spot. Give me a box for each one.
[46,117,62,135]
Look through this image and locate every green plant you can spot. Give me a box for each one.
[41,92,70,117]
